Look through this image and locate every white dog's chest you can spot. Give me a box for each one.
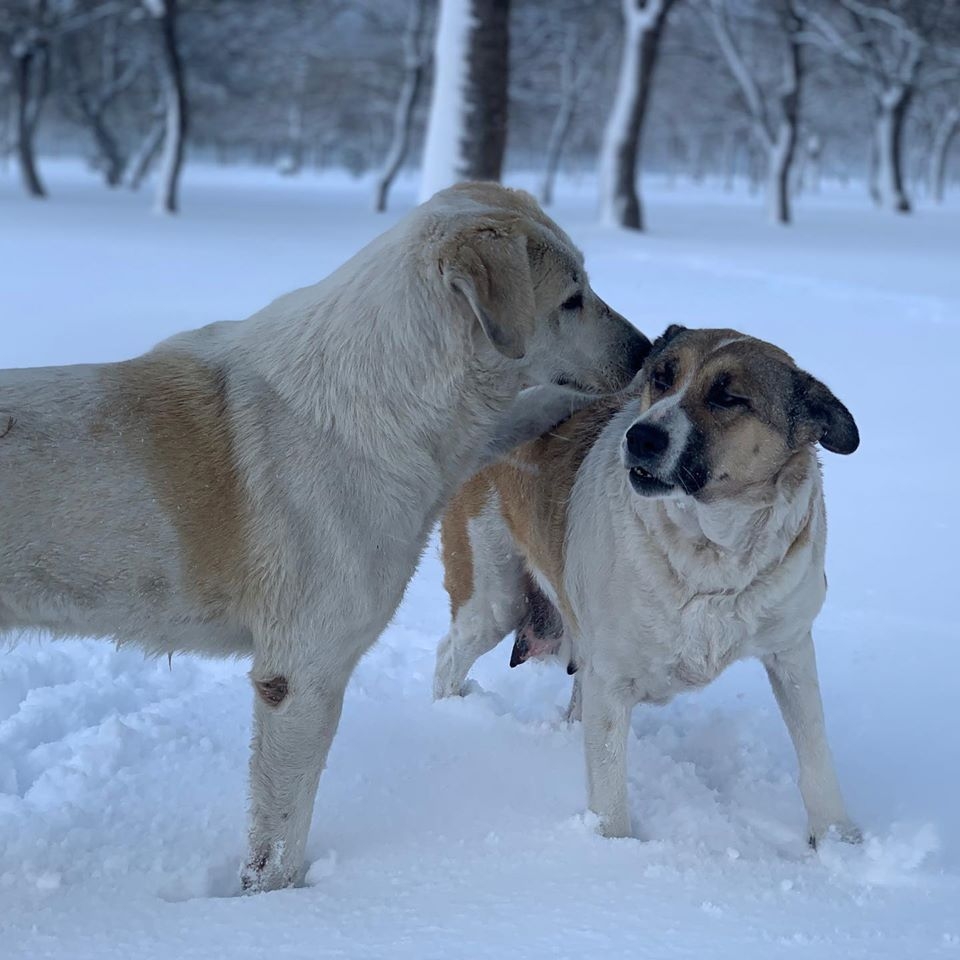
[573,548,822,706]
[588,592,765,703]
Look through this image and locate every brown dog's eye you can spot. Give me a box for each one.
[561,292,583,312]
[707,378,749,411]
[651,362,675,394]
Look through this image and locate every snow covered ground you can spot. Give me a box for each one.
[1,162,958,958]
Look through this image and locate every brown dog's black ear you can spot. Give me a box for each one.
[644,324,688,363]
[658,324,687,347]
[792,370,859,455]
[661,323,687,341]
[439,224,534,360]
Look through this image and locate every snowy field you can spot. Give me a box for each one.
[1,162,959,958]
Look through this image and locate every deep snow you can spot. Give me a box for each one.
[1,162,959,959]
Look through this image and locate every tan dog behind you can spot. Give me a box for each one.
[435,325,862,848]
[0,182,650,891]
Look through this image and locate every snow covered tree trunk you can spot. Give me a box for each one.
[598,0,674,230]
[801,134,822,194]
[538,26,606,207]
[721,127,740,192]
[539,96,575,207]
[538,28,582,207]
[867,127,881,206]
[419,0,510,201]
[85,109,125,186]
[277,55,308,177]
[872,86,912,214]
[929,106,960,205]
[375,0,429,212]
[124,118,165,190]
[147,0,188,215]
[13,41,50,199]
[766,11,801,225]
[707,0,804,225]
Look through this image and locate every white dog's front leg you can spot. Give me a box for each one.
[764,636,860,848]
[241,657,350,893]
[581,667,632,839]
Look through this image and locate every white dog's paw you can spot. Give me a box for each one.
[432,671,479,701]
[432,671,463,700]
[240,844,301,894]
[595,811,633,840]
[808,819,863,850]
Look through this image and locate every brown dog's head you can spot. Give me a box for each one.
[620,325,859,501]
[429,182,650,392]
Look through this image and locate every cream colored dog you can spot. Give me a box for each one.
[0,182,650,891]
[435,325,862,848]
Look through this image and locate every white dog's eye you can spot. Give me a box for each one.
[561,292,583,312]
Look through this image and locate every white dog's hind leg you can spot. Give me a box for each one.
[764,636,861,848]
[581,667,632,839]
[241,654,353,893]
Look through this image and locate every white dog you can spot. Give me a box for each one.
[435,325,862,848]
[0,182,650,891]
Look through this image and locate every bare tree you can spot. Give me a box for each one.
[799,0,954,213]
[538,24,608,206]
[1,1,53,198]
[374,0,431,211]
[144,0,187,214]
[598,0,677,230]
[705,0,805,224]
[420,0,511,199]
[59,15,147,187]
[928,100,960,203]
[124,111,165,188]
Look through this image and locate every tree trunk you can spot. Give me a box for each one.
[802,133,822,194]
[419,0,510,201]
[929,106,960,205]
[125,118,165,190]
[150,0,188,214]
[873,86,912,214]
[13,43,50,199]
[766,15,801,225]
[374,0,428,211]
[87,111,125,186]
[538,97,574,207]
[867,126,881,206]
[598,0,674,230]
[278,54,309,176]
[721,127,739,192]
[767,132,793,224]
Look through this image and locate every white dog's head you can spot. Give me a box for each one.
[425,182,650,393]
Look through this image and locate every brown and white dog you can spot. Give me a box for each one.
[434,325,862,848]
[0,182,650,891]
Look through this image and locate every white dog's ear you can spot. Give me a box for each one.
[439,225,535,360]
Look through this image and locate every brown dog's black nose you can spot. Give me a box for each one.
[625,422,669,462]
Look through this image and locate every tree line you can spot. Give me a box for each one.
[2,0,959,225]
